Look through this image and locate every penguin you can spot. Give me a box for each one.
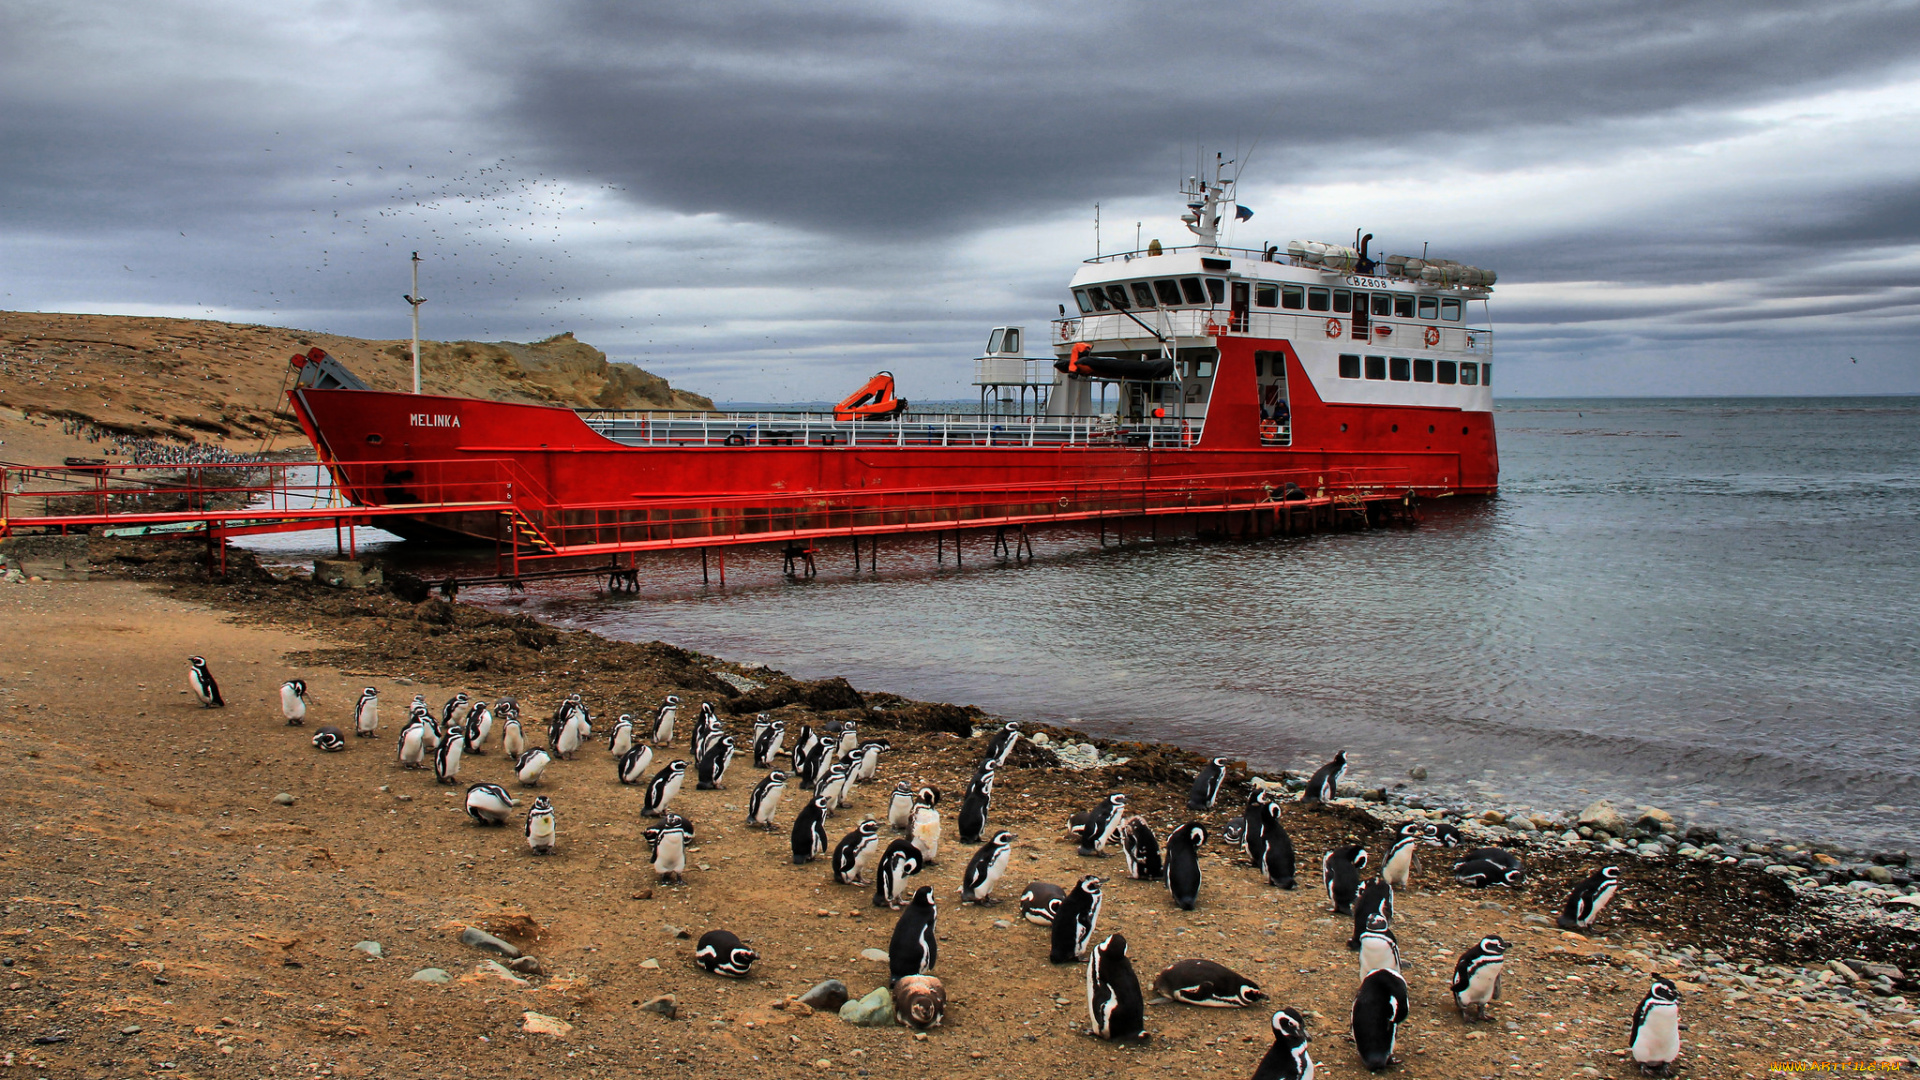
[814,761,851,810]
[433,728,466,784]
[462,701,494,755]
[1350,966,1410,1072]
[1250,1007,1315,1080]
[697,735,737,790]
[1627,975,1681,1076]
[501,716,526,759]
[1050,875,1103,963]
[1222,816,1247,848]
[1323,844,1368,914]
[1242,789,1272,866]
[1558,865,1622,930]
[311,726,347,752]
[832,747,862,806]
[553,708,589,760]
[873,837,924,909]
[641,760,688,816]
[853,738,890,782]
[1019,881,1066,926]
[617,743,656,785]
[957,760,996,843]
[909,789,942,863]
[464,782,515,825]
[1450,935,1507,1021]
[279,679,310,726]
[1380,826,1427,890]
[1085,933,1146,1042]
[832,818,881,884]
[1117,816,1161,881]
[1261,806,1299,890]
[515,748,552,787]
[440,692,470,731]
[416,711,442,751]
[752,719,786,769]
[790,723,819,770]
[1357,914,1400,979]
[892,974,946,1030]
[1453,848,1527,888]
[959,829,1014,904]
[649,695,679,745]
[693,929,759,978]
[1302,750,1347,804]
[525,795,556,854]
[1187,757,1229,811]
[747,771,788,830]
[790,795,830,864]
[1150,958,1266,1008]
[1424,820,1466,848]
[606,714,634,758]
[1165,821,1207,911]
[643,813,694,882]
[1076,793,1127,856]
[886,781,916,830]
[795,738,830,789]
[396,716,428,769]
[1348,878,1394,949]
[982,721,1021,766]
[688,705,720,763]
[548,693,585,748]
[835,719,859,758]
[888,885,939,983]
[351,687,379,737]
[187,656,224,708]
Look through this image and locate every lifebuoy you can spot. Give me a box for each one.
[1059,320,1077,342]
[1423,325,1440,347]
[1324,318,1342,338]
[722,432,747,447]
[1058,495,1070,508]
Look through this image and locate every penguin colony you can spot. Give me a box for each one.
[200,652,1677,1070]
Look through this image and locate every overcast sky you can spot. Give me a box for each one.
[4,0,1919,400]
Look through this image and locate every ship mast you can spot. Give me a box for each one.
[1180,152,1235,252]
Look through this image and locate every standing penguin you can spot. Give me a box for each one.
[873,837,924,910]
[515,748,553,787]
[649,695,680,745]
[1242,789,1272,866]
[835,719,860,758]
[440,692,470,731]
[832,818,881,884]
[462,700,494,755]
[1348,879,1395,949]
[1076,793,1128,856]
[1188,757,1229,811]
[1085,933,1146,1042]
[1250,1008,1315,1080]
[1558,866,1622,930]
[1323,845,1368,914]
[1050,875,1103,963]
[1121,816,1163,881]
[790,795,831,864]
[1165,821,1208,911]
[1019,881,1066,926]
[909,789,942,864]
[606,714,634,758]
[641,760,689,816]
[752,719,786,769]
[1451,935,1507,1021]
[396,716,428,769]
[187,656,224,708]
[696,735,737,790]
[959,829,1014,904]
[279,679,310,726]
[311,726,347,752]
[553,706,590,760]
[1379,824,1428,890]
[1302,750,1347,804]
[1150,958,1266,1008]
[888,885,939,983]
[525,795,556,855]
[982,721,1021,766]
[1357,914,1400,979]
[1351,966,1410,1072]
[957,760,996,844]
[693,929,759,978]
[1627,975,1681,1076]
[746,771,788,830]
[501,715,527,759]
[814,762,852,811]
[886,781,916,830]
[688,704,720,763]
[464,782,515,825]
[1262,804,1299,889]
[790,723,820,770]
[617,743,656,785]
[643,813,694,882]
[433,728,467,784]
[853,738,890,782]
[351,687,379,737]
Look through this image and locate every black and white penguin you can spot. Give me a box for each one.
[814,761,851,810]
[888,885,939,983]
[396,715,428,769]
[1350,966,1409,1072]
[416,711,442,751]
[649,695,679,745]
[1085,933,1146,1042]
[1261,806,1299,890]
[873,837,924,909]
[1149,958,1265,1008]
[464,782,515,825]
[1187,757,1229,811]
[959,829,1014,904]
[547,693,585,748]
[1121,816,1164,881]
[1323,844,1368,914]
[694,929,759,978]
[1222,816,1247,847]
[1380,825,1428,890]
[752,719,786,769]
[893,974,946,1030]
[982,721,1021,766]
[835,719,860,759]
[1049,875,1103,963]
[1242,789,1272,866]
[641,759,689,816]
[1250,1007,1315,1080]
[909,791,942,864]
[643,813,694,882]
[311,726,347,752]
[606,713,634,758]
[187,656,224,708]
[1076,793,1127,856]
[833,818,882,884]
[553,704,591,760]
[1165,821,1207,911]
[501,715,526,759]
[1424,820,1466,848]
[886,781,916,830]
[1453,847,1528,888]
[1628,975,1681,1076]
[795,738,831,789]
[515,748,552,787]
[1357,914,1400,979]
[852,737,890,782]
[462,700,494,755]
[688,704,720,762]
[1302,750,1347,804]
[279,679,310,726]
[747,771,788,830]
[525,795,556,855]
[1019,881,1066,926]
[433,728,467,784]
[958,760,996,844]
[617,743,656,785]
[790,795,830,864]
[1347,878,1395,949]
[1558,865,1623,930]
[440,692,470,731]
[696,734,737,790]
[351,687,379,737]
[789,723,819,770]
[1450,935,1507,1020]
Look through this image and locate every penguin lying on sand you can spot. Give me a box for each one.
[1149,958,1265,1007]
[694,929,757,978]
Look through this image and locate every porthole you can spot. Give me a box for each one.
[1340,423,1348,433]
[1391,424,1398,433]
[365,433,383,445]
[1427,425,1435,434]
[1462,426,1470,435]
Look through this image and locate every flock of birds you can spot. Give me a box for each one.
[57,419,262,466]
[181,655,1683,1077]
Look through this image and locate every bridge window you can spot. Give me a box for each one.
[1394,294,1414,318]
[1364,355,1386,380]
[1282,284,1304,309]
[1073,289,1094,313]
[1482,363,1492,386]
[1333,289,1351,314]
[1459,362,1478,385]
[1372,293,1392,317]
[1307,287,1330,312]
[1206,278,1226,304]
[1155,279,1183,305]
[1180,278,1206,304]
[1438,360,1458,384]
[1414,358,1434,382]
[1004,328,1020,353]
[1390,357,1410,381]
[1417,295,1438,319]
[1131,282,1157,308]
[1441,298,1462,321]
[987,329,1005,353]
[1254,283,1278,307]
[1338,354,1361,379]
[1106,285,1132,310]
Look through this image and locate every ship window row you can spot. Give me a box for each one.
[1337,354,1489,385]
[1076,280,1461,321]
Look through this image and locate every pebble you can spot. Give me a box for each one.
[665,925,692,940]
[410,968,450,983]
[859,948,889,962]
[797,979,849,1012]
[475,959,530,986]
[992,919,1011,929]
[640,958,661,969]
[459,927,521,959]
[270,792,294,806]
[351,940,382,958]
[839,986,894,1027]
[521,1011,572,1038]
[1408,765,1428,780]
[639,995,677,1018]
[507,956,543,975]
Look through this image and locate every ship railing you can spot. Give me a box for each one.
[1081,244,1495,292]
[1055,310,1493,354]
[577,413,1206,451]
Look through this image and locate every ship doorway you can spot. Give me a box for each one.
[1350,289,1370,340]
[1231,281,1250,332]
[1255,350,1291,446]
